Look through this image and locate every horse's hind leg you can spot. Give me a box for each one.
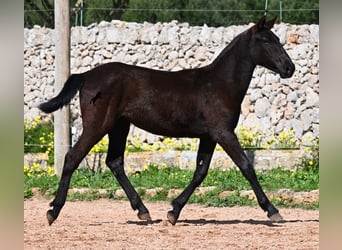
[47,130,106,225]
[106,118,151,222]
[167,137,216,225]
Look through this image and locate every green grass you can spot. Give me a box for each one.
[189,189,255,207]
[24,165,319,209]
[24,173,59,196]
[129,165,318,192]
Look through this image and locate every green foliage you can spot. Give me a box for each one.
[235,126,299,150]
[89,136,109,153]
[274,129,299,149]
[68,190,106,201]
[257,167,318,192]
[235,126,265,149]
[24,0,55,28]
[189,189,255,207]
[122,0,187,24]
[182,0,246,27]
[130,163,194,189]
[277,0,319,25]
[24,162,318,209]
[271,198,318,210]
[296,138,319,174]
[24,117,318,209]
[24,163,58,198]
[24,163,55,177]
[82,0,129,26]
[24,117,319,208]
[24,116,54,164]
[121,0,319,26]
[70,168,117,189]
[24,116,306,162]
[203,168,249,190]
[127,137,198,152]
[24,0,319,28]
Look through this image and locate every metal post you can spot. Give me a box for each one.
[54,0,71,176]
[279,0,283,23]
[80,0,83,26]
[264,0,269,16]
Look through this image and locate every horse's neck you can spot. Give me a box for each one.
[211,37,256,98]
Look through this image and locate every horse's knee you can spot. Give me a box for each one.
[238,162,258,178]
[106,156,124,176]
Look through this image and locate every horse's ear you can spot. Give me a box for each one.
[265,16,278,29]
[257,15,267,30]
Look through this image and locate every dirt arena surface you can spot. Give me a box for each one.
[24,197,319,249]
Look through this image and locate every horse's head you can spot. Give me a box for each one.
[248,16,295,78]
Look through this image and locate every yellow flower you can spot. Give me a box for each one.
[24,165,30,174]
[127,167,133,175]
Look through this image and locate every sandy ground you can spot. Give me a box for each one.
[24,198,319,249]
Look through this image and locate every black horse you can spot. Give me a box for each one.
[39,16,295,226]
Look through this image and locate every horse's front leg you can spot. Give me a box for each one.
[167,137,216,225]
[215,131,283,222]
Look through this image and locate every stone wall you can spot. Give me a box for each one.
[24,149,302,173]
[24,20,319,145]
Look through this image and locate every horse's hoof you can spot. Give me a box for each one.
[268,212,284,222]
[46,210,56,226]
[138,212,152,222]
[167,211,178,225]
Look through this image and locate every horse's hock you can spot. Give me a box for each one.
[24,21,319,145]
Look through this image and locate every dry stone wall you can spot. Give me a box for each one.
[24,20,319,145]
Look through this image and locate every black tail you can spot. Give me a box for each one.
[38,73,86,113]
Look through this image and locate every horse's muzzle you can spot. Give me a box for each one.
[280,59,295,78]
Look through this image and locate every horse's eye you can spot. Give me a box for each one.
[260,38,270,44]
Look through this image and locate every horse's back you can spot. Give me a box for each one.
[78,61,218,137]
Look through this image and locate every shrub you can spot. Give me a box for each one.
[296,138,319,173]
[24,116,54,164]
[273,129,299,149]
[24,116,310,159]
[235,126,299,150]
[235,126,265,149]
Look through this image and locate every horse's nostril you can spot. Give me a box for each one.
[286,64,294,76]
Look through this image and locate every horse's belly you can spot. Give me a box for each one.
[129,115,205,138]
